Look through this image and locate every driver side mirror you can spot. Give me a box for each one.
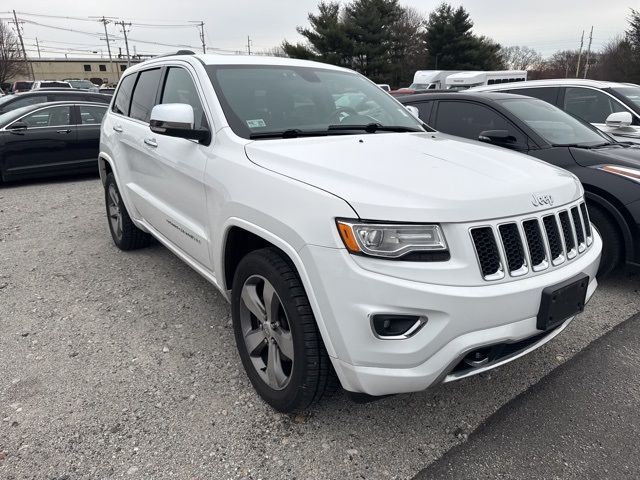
[479,129,517,146]
[605,111,632,128]
[7,121,28,134]
[405,105,420,120]
[149,103,210,144]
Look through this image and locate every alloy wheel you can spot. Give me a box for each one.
[239,275,294,390]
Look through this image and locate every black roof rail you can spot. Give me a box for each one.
[152,50,196,59]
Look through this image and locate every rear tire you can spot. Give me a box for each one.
[231,247,337,412]
[587,203,622,278]
[104,173,152,250]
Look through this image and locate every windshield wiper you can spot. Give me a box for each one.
[327,123,424,133]
[553,142,613,149]
[249,129,329,139]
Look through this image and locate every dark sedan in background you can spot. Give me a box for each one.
[0,90,111,116]
[0,101,107,182]
[400,92,640,276]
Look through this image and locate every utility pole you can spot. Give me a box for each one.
[583,25,594,79]
[92,16,119,81]
[246,35,251,55]
[12,10,34,80]
[35,37,41,58]
[190,21,206,53]
[117,21,132,68]
[575,29,584,78]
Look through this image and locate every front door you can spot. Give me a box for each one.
[1,104,77,179]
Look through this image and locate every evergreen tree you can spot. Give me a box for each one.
[282,2,351,66]
[424,3,503,70]
[343,0,403,80]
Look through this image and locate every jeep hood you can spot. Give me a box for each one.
[245,132,582,222]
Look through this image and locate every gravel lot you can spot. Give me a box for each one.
[1,176,639,480]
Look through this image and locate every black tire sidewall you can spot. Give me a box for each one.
[231,249,316,412]
[105,173,124,248]
[588,203,622,278]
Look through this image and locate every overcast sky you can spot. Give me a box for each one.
[1,1,633,59]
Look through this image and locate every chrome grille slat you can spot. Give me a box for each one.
[470,201,594,281]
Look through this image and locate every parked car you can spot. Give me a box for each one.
[64,79,100,93]
[99,53,600,412]
[31,80,72,89]
[98,87,116,96]
[0,101,107,182]
[400,91,639,276]
[469,79,640,144]
[0,90,111,116]
[10,81,33,93]
[377,83,391,92]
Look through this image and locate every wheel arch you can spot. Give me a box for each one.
[583,186,636,261]
[219,218,337,358]
[98,153,114,187]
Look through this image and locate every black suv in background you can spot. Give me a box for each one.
[0,90,111,116]
[400,92,640,276]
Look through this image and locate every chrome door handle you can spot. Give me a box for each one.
[144,138,158,148]
[56,129,71,134]
[113,125,123,133]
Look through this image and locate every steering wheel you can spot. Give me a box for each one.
[327,106,359,123]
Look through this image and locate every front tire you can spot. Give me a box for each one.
[588,203,622,278]
[231,247,336,412]
[104,173,152,250]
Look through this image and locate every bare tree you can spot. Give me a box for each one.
[500,45,543,70]
[0,21,28,86]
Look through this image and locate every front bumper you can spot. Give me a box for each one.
[300,230,602,396]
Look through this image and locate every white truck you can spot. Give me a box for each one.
[410,70,462,90]
[99,52,600,412]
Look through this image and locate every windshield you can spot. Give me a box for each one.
[613,85,640,108]
[39,82,70,88]
[68,80,93,89]
[205,65,423,139]
[498,97,610,146]
[409,83,432,90]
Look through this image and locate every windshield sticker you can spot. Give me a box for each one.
[247,119,267,128]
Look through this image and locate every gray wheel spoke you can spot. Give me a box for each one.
[116,212,123,235]
[244,329,267,356]
[108,204,119,218]
[266,340,287,389]
[109,187,119,207]
[272,328,294,361]
[262,280,278,323]
[241,283,266,322]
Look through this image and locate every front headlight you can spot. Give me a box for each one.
[594,165,640,183]
[336,219,448,259]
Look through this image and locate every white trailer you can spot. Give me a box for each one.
[445,70,527,90]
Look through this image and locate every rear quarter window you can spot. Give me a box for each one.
[112,73,137,116]
[129,68,162,123]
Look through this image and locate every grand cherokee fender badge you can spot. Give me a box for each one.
[531,194,554,207]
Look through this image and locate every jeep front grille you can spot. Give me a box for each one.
[470,201,593,281]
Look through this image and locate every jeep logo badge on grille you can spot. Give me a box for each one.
[531,194,554,207]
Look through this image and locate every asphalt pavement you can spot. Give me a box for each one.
[414,312,640,480]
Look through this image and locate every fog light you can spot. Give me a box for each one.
[371,314,427,339]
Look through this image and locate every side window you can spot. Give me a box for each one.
[7,96,42,111]
[19,105,71,128]
[49,94,80,102]
[112,73,137,116]
[563,87,626,124]
[506,87,559,105]
[160,67,207,129]
[79,105,107,125]
[434,101,523,142]
[412,101,433,122]
[130,68,162,123]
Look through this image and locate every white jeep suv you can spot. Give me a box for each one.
[99,52,601,412]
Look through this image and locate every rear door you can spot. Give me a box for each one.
[1,104,77,178]
[75,103,107,164]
